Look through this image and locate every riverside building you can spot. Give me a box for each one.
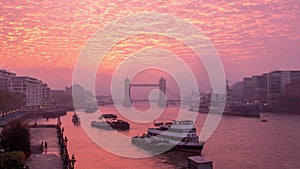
[0,69,51,106]
[230,70,300,106]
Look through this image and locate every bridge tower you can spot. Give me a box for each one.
[123,77,132,107]
[158,76,167,107]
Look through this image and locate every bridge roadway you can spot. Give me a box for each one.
[130,99,181,102]
[97,99,183,105]
[130,83,160,87]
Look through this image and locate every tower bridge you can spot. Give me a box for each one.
[123,77,167,107]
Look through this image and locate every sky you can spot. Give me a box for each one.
[0,0,299,96]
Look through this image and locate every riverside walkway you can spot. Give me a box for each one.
[25,119,63,169]
[0,106,67,127]
[24,117,76,169]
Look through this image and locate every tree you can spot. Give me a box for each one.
[0,120,31,158]
[0,151,25,169]
[0,90,25,112]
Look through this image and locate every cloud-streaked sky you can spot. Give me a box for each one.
[0,0,299,94]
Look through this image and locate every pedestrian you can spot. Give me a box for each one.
[40,141,43,152]
[44,141,48,152]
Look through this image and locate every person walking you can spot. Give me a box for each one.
[40,141,44,152]
[44,141,48,152]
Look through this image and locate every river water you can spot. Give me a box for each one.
[59,105,300,169]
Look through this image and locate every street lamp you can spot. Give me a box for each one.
[64,136,68,148]
[61,127,65,146]
[57,116,62,127]
[34,113,37,127]
[57,118,60,127]
[70,154,76,169]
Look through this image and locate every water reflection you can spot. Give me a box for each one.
[59,106,300,169]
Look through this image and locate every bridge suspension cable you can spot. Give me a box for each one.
[166,87,183,99]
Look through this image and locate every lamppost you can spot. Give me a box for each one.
[57,117,61,137]
[70,154,76,169]
[64,136,68,149]
[62,127,64,136]
[61,127,64,146]
[34,113,37,127]
[57,117,60,128]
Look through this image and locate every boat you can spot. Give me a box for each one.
[154,122,163,126]
[98,114,118,120]
[260,118,268,122]
[72,112,80,125]
[131,134,173,152]
[131,120,205,154]
[91,119,130,130]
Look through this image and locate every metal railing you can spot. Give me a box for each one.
[56,117,76,169]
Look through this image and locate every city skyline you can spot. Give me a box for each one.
[0,0,299,95]
[1,1,300,168]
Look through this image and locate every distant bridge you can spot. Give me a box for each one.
[96,77,200,107]
[123,77,167,107]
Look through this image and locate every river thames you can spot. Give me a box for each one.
[58,105,300,169]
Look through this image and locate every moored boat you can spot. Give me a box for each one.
[132,120,204,154]
[91,119,130,130]
[98,114,118,120]
[131,134,174,153]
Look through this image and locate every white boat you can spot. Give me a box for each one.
[132,120,204,154]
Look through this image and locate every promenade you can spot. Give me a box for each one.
[25,119,63,169]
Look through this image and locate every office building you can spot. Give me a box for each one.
[0,69,51,106]
[7,76,44,106]
[243,77,255,102]
[0,69,16,90]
